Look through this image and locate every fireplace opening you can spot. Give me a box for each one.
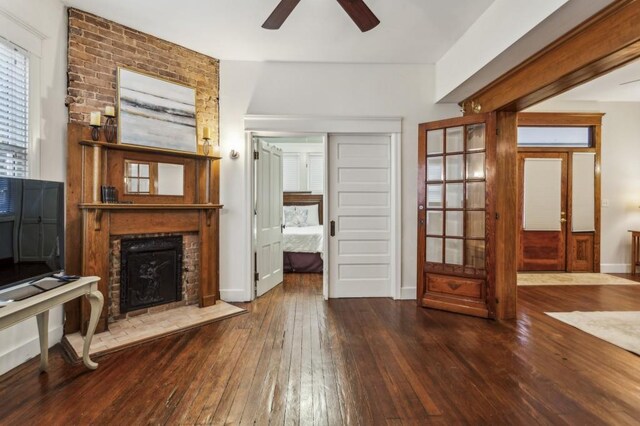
[120,235,183,314]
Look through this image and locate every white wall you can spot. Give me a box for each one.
[526,100,640,272]
[219,61,459,301]
[0,0,68,375]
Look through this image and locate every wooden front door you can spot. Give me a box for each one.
[517,152,568,271]
[417,114,496,318]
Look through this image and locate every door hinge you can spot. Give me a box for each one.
[495,212,500,220]
[254,272,259,282]
[254,151,259,160]
[496,128,500,136]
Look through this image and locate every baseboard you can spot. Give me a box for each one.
[600,263,631,273]
[0,324,63,376]
[399,286,417,300]
[219,288,250,302]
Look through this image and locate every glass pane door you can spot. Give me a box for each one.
[424,123,487,275]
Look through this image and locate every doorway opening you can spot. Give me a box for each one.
[251,134,328,298]
[516,115,602,273]
[246,117,403,301]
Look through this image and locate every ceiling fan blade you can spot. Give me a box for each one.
[262,0,301,30]
[336,0,380,32]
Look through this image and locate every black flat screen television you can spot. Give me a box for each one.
[0,176,64,290]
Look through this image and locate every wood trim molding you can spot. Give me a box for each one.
[462,0,640,113]
[517,112,604,127]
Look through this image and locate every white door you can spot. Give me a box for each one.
[256,140,284,296]
[328,134,392,298]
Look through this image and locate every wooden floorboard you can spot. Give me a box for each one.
[2,273,640,424]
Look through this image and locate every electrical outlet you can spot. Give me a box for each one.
[602,199,610,208]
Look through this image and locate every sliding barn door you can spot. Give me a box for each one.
[417,114,496,318]
[255,140,284,297]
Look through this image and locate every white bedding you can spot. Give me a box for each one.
[283,225,324,254]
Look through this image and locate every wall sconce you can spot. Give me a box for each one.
[229,149,240,160]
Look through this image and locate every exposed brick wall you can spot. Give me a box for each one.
[67,8,219,143]
[108,233,200,322]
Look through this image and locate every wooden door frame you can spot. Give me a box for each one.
[517,113,603,273]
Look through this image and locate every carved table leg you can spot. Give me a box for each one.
[83,290,104,370]
[36,310,49,372]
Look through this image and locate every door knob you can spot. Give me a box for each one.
[560,212,567,223]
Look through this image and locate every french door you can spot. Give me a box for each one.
[417,114,496,318]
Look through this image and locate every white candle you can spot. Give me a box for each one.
[203,127,211,139]
[105,106,115,117]
[90,111,101,126]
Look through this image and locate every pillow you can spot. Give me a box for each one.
[283,206,298,227]
[296,204,320,226]
[283,206,309,227]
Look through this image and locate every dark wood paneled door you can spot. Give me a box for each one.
[417,114,496,318]
[518,152,568,271]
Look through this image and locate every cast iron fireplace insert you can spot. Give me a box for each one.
[120,235,183,313]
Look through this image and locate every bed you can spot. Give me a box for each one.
[283,193,324,273]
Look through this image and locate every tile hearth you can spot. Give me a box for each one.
[65,301,245,358]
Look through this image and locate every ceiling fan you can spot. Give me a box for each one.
[262,0,380,32]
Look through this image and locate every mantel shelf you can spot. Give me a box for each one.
[79,140,221,160]
[79,203,223,210]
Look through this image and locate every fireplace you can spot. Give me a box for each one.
[120,236,183,314]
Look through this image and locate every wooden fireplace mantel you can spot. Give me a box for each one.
[79,203,223,230]
[65,123,222,335]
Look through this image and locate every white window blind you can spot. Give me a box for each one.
[0,39,29,178]
[572,152,596,232]
[282,153,300,191]
[308,153,324,193]
[523,158,562,231]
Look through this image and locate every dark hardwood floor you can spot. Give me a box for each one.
[2,273,640,425]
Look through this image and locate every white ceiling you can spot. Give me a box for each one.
[555,59,640,102]
[61,0,495,63]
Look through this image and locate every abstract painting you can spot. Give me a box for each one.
[118,68,197,153]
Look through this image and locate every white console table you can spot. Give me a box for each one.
[0,276,103,372]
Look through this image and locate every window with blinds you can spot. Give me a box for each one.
[308,153,324,193]
[282,153,301,191]
[0,39,29,178]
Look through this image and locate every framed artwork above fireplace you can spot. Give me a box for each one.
[117,67,198,154]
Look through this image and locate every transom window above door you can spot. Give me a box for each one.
[517,126,592,148]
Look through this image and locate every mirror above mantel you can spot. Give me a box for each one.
[124,160,185,196]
